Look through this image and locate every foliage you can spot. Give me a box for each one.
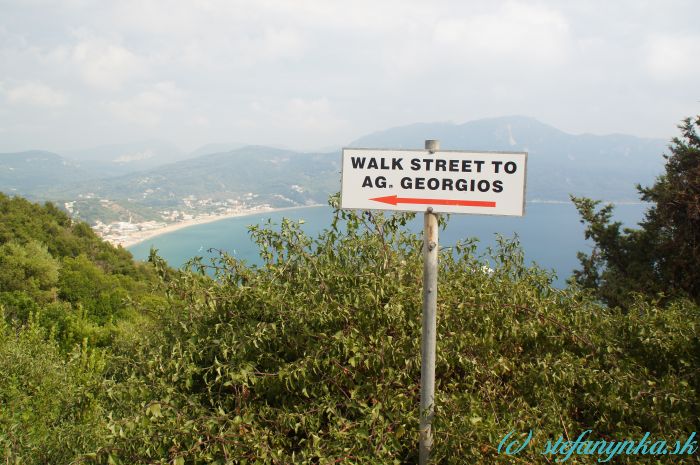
[89,200,699,464]
[0,192,146,276]
[1,193,698,464]
[572,115,700,307]
[0,240,59,301]
[0,193,167,349]
[0,316,107,465]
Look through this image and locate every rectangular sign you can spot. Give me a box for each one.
[341,148,527,216]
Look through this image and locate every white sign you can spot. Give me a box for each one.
[341,148,527,216]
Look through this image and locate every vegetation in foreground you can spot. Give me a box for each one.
[1,116,699,464]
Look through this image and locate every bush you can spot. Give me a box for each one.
[92,205,699,464]
[0,317,107,464]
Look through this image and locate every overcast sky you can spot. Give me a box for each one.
[1,0,699,153]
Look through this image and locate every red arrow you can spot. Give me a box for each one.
[370,194,496,208]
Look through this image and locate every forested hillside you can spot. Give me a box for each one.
[0,151,90,197]
[0,192,167,349]
[1,189,698,464]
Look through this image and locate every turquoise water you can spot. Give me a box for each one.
[128,203,648,286]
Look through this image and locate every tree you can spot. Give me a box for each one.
[0,240,59,297]
[572,115,700,307]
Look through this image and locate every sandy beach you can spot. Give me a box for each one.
[114,204,325,248]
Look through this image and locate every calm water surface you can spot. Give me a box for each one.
[128,203,647,286]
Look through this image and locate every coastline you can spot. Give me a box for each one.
[115,204,325,248]
[110,200,646,248]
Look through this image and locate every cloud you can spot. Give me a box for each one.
[107,81,184,126]
[1,0,699,150]
[71,38,144,90]
[250,97,347,133]
[433,1,571,65]
[646,34,700,81]
[191,115,209,127]
[242,97,351,148]
[4,81,67,107]
[255,27,306,61]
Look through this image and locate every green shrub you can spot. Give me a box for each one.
[92,205,699,464]
[0,317,107,464]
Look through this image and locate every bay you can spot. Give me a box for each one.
[128,203,648,286]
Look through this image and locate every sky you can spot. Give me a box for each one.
[1,0,699,153]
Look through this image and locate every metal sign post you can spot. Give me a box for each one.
[419,140,439,464]
[339,140,527,464]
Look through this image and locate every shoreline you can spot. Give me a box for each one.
[110,200,647,248]
[114,204,325,248]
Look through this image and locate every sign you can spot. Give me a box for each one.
[341,148,527,216]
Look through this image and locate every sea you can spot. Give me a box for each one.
[128,202,648,287]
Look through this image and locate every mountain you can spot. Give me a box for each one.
[64,140,190,176]
[1,116,670,225]
[350,116,667,201]
[188,143,246,158]
[0,151,92,197]
[45,145,340,223]
[70,145,338,201]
